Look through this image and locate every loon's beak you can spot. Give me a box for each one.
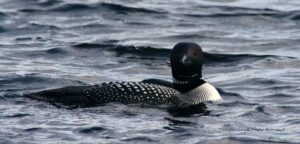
[181,55,193,65]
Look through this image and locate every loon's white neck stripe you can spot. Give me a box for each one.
[177,83,222,105]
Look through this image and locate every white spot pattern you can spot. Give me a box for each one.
[177,82,222,105]
[84,82,179,105]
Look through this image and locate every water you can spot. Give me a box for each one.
[0,0,300,143]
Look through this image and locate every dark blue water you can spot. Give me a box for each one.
[1,0,300,143]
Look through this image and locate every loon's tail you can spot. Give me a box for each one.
[24,85,97,107]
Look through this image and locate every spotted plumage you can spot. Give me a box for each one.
[26,82,181,106]
[25,42,222,107]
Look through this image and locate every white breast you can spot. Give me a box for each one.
[177,83,222,105]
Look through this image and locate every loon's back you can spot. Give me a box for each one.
[26,82,180,107]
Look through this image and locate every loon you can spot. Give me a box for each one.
[25,42,222,107]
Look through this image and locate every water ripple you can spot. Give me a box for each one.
[0,0,299,143]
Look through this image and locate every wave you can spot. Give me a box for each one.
[237,78,287,86]
[12,1,300,21]
[77,126,108,134]
[45,47,67,55]
[263,85,298,91]
[24,128,44,132]
[11,47,69,59]
[185,5,278,17]
[285,10,300,20]
[36,0,63,7]
[121,136,158,143]
[0,73,86,92]
[0,11,6,18]
[239,105,271,117]
[186,11,300,21]
[49,3,94,12]
[19,2,162,14]
[0,23,59,34]
[72,43,170,56]
[182,5,300,21]
[164,33,226,40]
[262,93,297,99]
[72,43,294,64]
[203,53,290,63]
[4,113,32,118]
[100,2,162,14]
[15,37,33,41]
[217,88,243,98]
[0,73,55,86]
[29,23,60,30]
[220,101,258,107]
[0,26,7,33]
[185,13,277,18]
[228,136,291,143]
[19,2,92,13]
[291,14,300,20]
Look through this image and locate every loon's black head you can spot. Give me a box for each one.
[171,42,205,93]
